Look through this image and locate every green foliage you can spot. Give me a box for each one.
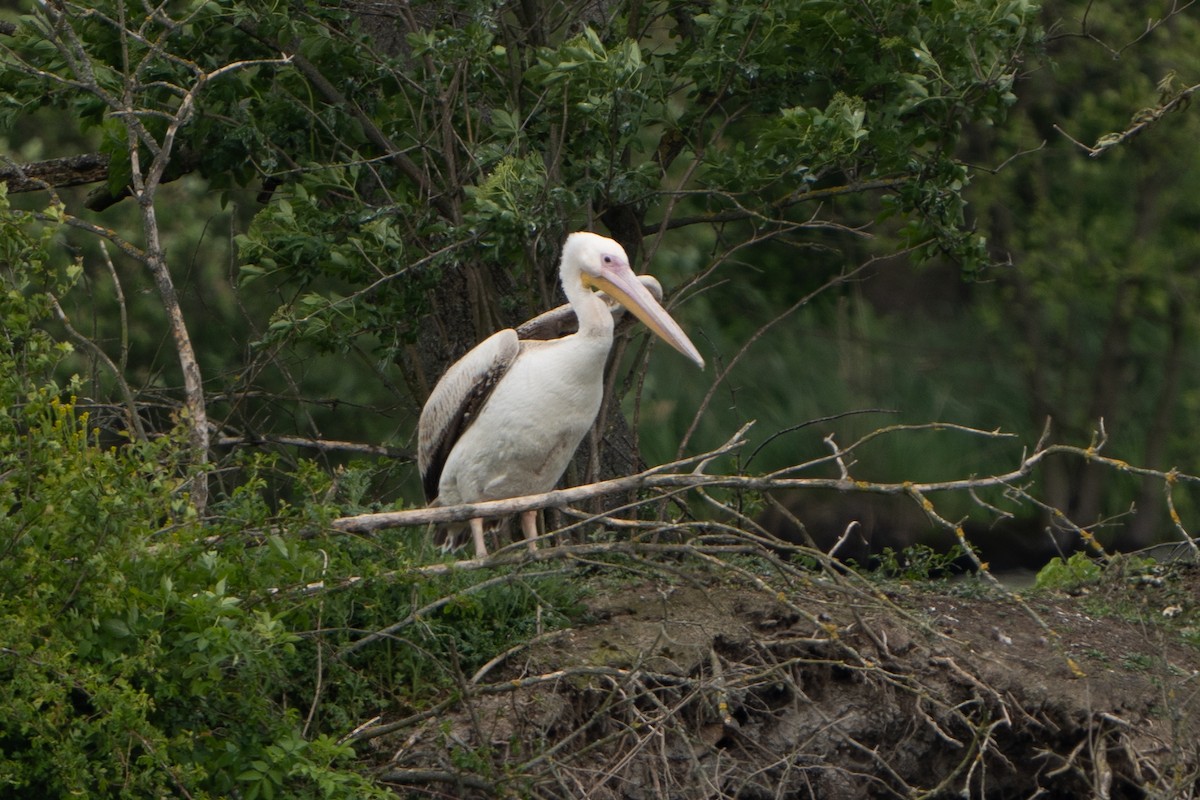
[0,193,389,797]
[0,203,585,790]
[0,0,1045,475]
[308,534,587,702]
[1034,552,1104,592]
[962,3,1200,534]
[5,0,1038,359]
[872,543,969,582]
[666,0,1032,267]
[0,350,580,794]
[1182,625,1200,652]
[236,176,414,353]
[7,1,1198,787]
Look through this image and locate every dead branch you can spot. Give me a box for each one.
[331,422,754,533]
[1055,81,1200,157]
[315,420,1200,798]
[331,422,1200,534]
[377,769,496,794]
[48,293,148,442]
[215,434,409,459]
[0,153,111,193]
[675,256,882,458]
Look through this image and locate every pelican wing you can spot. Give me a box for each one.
[516,275,664,341]
[418,328,520,502]
[514,304,578,341]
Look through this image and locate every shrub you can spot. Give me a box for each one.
[0,192,385,798]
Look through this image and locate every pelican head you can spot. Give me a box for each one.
[563,232,705,369]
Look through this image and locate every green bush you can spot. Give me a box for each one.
[1034,552,1104,592]
[0,191,587,793]
[0,193,387,798]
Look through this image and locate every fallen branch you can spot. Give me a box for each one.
[331,422,754,533]
[331,421,1200,534]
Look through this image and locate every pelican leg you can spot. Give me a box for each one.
[470,517,488,559]
[520,510,540,554]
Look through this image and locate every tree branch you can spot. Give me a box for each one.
[215,434,409,459]
[48,294,148,443]
[1055,82,1200,157]
[0,153,111,193]
[644,178,907,234]
[331,423,754,533]
[330,422,1200,536]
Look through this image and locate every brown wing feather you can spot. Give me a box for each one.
[417,329,519,503]
[515,304,579,340]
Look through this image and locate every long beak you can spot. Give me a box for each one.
[587,266,705,369]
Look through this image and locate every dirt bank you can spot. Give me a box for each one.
[373,558,1200,799]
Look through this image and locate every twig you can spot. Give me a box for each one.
[469,628,573,685]
[331,435,1200,533]
[215,434,409,459]
[828,521,862,559]
[676,256,881,458]
[1163,475,1200,558]
[824,432,853,480]
[1054,82,1200,157]
[744,408,896,471]
[48,294,148,442]
[340,568,567,656]
[332,422,753,533]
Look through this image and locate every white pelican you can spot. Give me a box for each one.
[418,232,705,558]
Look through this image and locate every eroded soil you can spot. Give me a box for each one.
[376,560,1200,799]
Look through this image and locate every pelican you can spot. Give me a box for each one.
[418,232,705,558]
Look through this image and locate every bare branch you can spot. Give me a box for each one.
[646,178,907,234]
[49,293,148,443]
[1054,81,1200,157]
[0,153,111,193]
[332,423,1200,541]
[215,434,409,460]
[332,423,753,533]
[676,249,910,459]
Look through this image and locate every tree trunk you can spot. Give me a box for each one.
[1126,292,1186,548]
[1070,279,1138,528]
